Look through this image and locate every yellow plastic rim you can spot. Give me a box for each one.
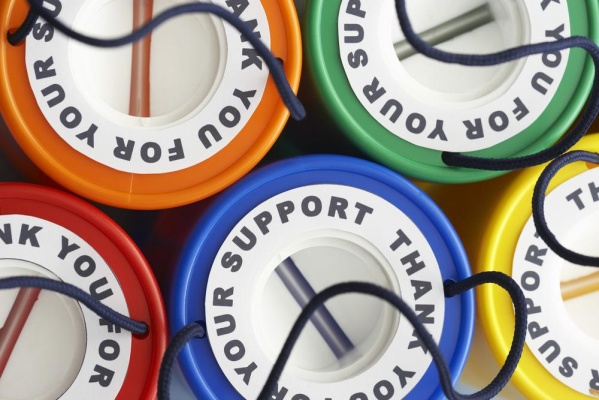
[478,134,599,399]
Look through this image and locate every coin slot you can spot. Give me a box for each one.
[69,0,227,128]
[394,4,494,60]
[0,260,86,400]
[256,233,400,383]
[392,0,530,103]
[561,271,599,301]
[559,217,599,341]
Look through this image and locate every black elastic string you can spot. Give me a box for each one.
[9,0,305,121]
[0,275,148,334]
[444,272,527,400]
[395,0,599,171]
[157,274,525,400]
[157,322,205,400]
[258,274,525,400]
[532,150,599,266]
[6,3,38,46]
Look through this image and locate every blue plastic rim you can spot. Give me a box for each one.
[170,155,474,399]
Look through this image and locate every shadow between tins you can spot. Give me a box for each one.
[170,155,474,399]
[305,0,598,184]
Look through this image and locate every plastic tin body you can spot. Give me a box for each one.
[423,134,599,399]
[0,183,167,399]
[468,134,599,399]
[304,0,597,183]
[171,155,474,399]
[0,0,301,209]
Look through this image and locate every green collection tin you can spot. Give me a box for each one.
[303,0,598,183]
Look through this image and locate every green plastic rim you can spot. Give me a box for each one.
[304,0,598,183]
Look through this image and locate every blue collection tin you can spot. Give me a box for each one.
[170,155,474,399]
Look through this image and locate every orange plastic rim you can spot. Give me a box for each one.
[0,0,302,209]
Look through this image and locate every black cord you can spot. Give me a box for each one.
[8,0,305,121]
[394,0,599,171]
[157,322,206,400]
[6,0,38,46]
[157,273,525,400]
[444,272,527,399]
[257,273,526,400]
[532,150,599,266]
[0,275,148,334]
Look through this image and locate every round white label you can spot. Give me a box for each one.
[338,0,570,152]
[0,215,131,399]
[205,184,446,399]
[25,0,270,173]
[513,167,599,396]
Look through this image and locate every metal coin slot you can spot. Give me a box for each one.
[69,0,227,127]
[129,0,154,117]
[394,4,493,60]
[392,0,529,101]
[276,257,355,359]
[0,288,41,376]
[0,262,86,400]
[258,236,400,383]
[561,271,599,301]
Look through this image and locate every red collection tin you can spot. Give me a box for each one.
[0,183,166,399]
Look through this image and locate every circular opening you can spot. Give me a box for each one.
[559,216,599,342]
[0,260,86,400]
[255,233,400,383]
[69,0,227,128]
[394,0,530,103]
